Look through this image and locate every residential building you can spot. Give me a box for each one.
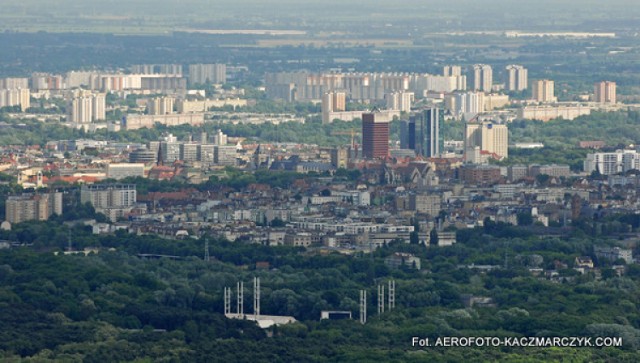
[321,91,347,124]
[460,165,502,185]
[505,65,528,91]
[68,91,106,123]
[384,91,414,112]
[517,105,591,121]
[445,91,485,117]
[531,80,556,102]
[584,150,640,175]
[472,64,493,92]
[0,89,30,111]
[465,122,509,159]
[409,193,441,216]
[188,64,227,84]
[385,253,421,270]
[106,163,145,180]
[443,65,462,77]
[594,81,616,104]
[594,246,633,264]
[5,192,63,224]
[147,97,175,115]
[80,184,137,222]
[0,77,29,89]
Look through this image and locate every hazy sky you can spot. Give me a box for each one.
[2,0,638,32]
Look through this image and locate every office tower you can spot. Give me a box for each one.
[321,91,347,124]
[188,64,227,84]
[362,112,390,159]
[422,108,443,158]
[147,97,175,115]
[531,80,556,102]
[180,143,199,162]
[506,65,528,91]
[160,141,181,163]
[594,81,616,104]
[443,65,462,77]
[472,64,493,92]
[198,144,216,164]
[405,109,443,157]
[385,91,414,112]
[400,120,410,149]
[465,122,509,159]
[5,192,63,224]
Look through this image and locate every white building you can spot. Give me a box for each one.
[584,150,640,175]
[106,164,145,180]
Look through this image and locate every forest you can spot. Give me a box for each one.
[1,196,640,361]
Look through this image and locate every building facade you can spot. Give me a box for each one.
[531,80,556,102]
[506,65,528,91]
[5,192,63,224]
[472,64,493,92]
[362,112,390,159]
[594,81,616,104]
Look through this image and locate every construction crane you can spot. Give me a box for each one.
[331,128,361,150]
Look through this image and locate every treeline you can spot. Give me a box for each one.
[2,218,640,360]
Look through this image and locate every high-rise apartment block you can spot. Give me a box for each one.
[465,122,509,160]
[506,65,528,91]
[445,92,485,117]
[68,91,106,123]
[321,91,347,124]
[131,64,182,75]
[594,81,616,104]
[31,73,65,90]
[385,91,414,112]
[472,64,493,92]
[80,184,137,222]
[147,97,175,115]
[0,78,29,89]
[5,192,63,224]
[0,89,30,111]
[531,80,556,102]
[188,64,227,84]
[443,65,462,77]
[362,112,390,159]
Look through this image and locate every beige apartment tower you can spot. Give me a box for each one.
[531,80,556,103]
[506,65,528,91]
[465,122,509,159]
[321,91,347,124]
[472,64,493,92]
[5,192,63,224]
[594,81,616,104]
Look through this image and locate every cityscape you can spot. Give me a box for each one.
[1,0,640,361]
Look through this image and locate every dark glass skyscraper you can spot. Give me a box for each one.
[403,108,443,157]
